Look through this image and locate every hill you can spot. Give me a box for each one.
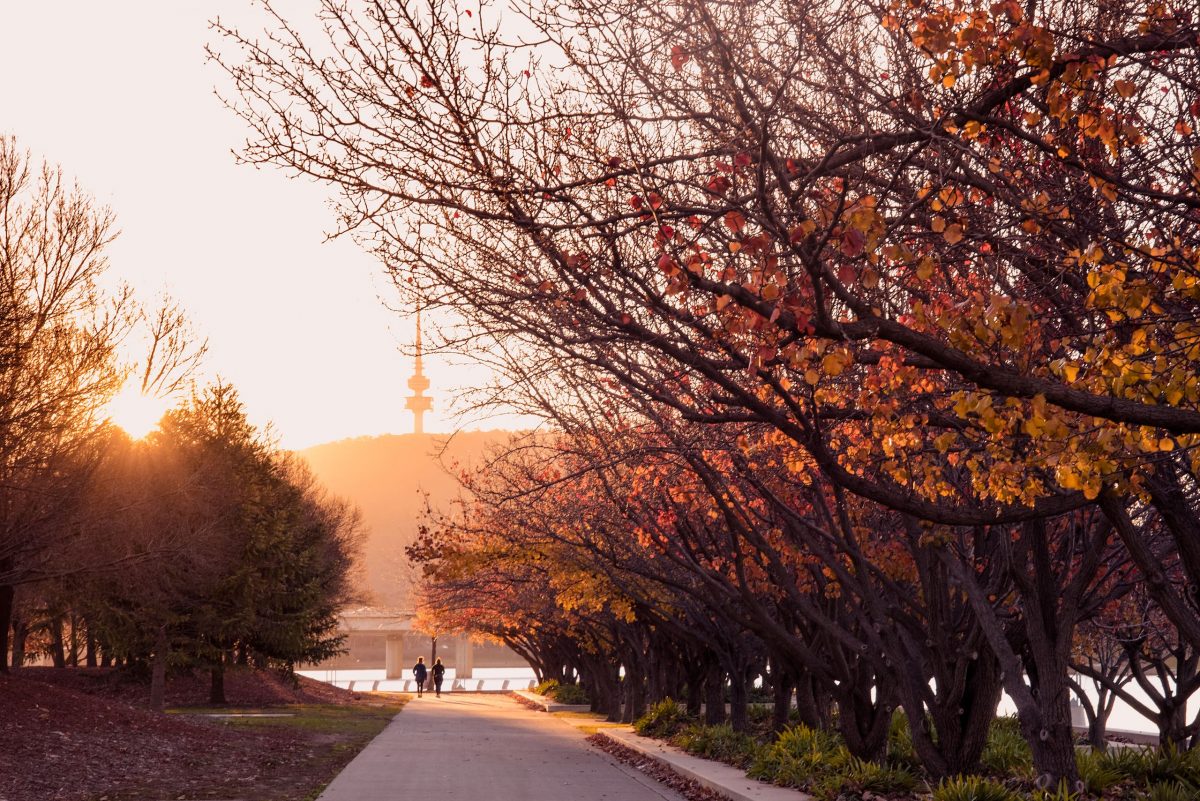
[298,430,514,607]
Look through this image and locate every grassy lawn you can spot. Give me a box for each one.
[165,695,408,801]
[551,709,631,736]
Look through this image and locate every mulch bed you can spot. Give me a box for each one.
[507,690,547,711]
[0,667,375,801]
[588,732,734,801]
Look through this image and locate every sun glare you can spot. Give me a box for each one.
[106,383,170,439]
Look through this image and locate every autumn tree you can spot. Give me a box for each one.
[0,137,126,671]
[217,0,1200,783]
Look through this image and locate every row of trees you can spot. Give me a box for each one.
[213,0,1200,786]
[1,136,361,704]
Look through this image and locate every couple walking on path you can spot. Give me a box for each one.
[412,656,445,697]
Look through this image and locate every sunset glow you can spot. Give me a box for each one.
[106,382,171,439]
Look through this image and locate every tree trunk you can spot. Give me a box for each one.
[150,624,169,711]
[0,583,13,673]
[50,615,66,668]
[686,676,703,716]
[1090,700,1113,751]
[67,612,80,666]
[906,648,1003,776]
[621,663,647,723]
[728,670,749,732]
[704,663,726,725]
[835,679,892,760]
[795,672,828,728]
[772,669,794,733]
[210,659,226,705]
[85,622,97,668]
[10,614,27,669]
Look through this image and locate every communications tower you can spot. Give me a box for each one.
[405,308,433,434]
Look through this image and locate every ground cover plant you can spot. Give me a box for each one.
[535,678,590,705]
[637,708,1200,801]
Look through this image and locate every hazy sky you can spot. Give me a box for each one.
[2,2,491,448]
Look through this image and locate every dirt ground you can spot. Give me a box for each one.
[0,667,402,801]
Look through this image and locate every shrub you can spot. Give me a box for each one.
[749,723,849,788]
[1029,778,1080,801]
[931,775,1021,801]
[811,757,917,801]
[1098,743,1200,789]
[1075,748,1123,796]
[1146,781,1197,801]
[550,682,589,705]
[887,709,920,770]
[535,679,560,696]
[981,717,1033,777]
[674,723,762,769]
[635,698,692,738]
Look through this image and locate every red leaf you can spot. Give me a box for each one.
[629,195,644,210]
[706,175,731,195]
[840,228,865,257]
[670,45,689,71]
[734,152,752,169]
[607,156,622,168]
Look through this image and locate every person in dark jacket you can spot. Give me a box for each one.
[432,658,446,697]
[413,656,428,697]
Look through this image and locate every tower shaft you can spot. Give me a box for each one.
[405,308,432,434]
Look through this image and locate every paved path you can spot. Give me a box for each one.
[317,693,688,801]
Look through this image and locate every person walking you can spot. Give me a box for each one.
[431,658,446,697]
[413,656,428,697]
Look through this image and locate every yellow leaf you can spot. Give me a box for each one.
[1114,79,1136,98]
[804,369,820,385]
[1159,437,1175,452]
[931,216,947,233]
[822,352,849,376]
[944,224,964,245]
[1058,468,1082,490]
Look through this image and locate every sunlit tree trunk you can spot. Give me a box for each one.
[0,582,12,673]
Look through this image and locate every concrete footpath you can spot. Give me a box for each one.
[316,693,688,801]
[512,691,809,801]
[319,692,812,801]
